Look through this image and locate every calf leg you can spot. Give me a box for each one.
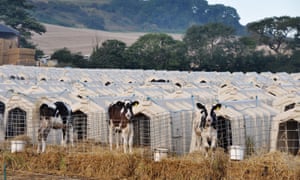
[122,127,130,153]
[66,124,74,147]
[195,135,202,151]
[37,127,51,153]
[122,132,128,153]
[61,129,66,146]
[41,139,47,153]
[37,136,42,153]
[202,138,210,157]
[211,136,217,152]
[37,128,42,153]
[128,126,134,154]
[116,130,120,150]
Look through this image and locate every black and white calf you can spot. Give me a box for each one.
[191,103,222,156]
[190,109,202,153]
[37,101,73,153]
[108,100,139,153]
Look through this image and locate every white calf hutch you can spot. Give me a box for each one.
[133,99,172,152]
[2,93,39,142]
[0,65,299,157]
[219,100,278,153]
[270,104,300,155]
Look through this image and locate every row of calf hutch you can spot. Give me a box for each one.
[0,65,299,156]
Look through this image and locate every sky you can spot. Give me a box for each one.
[206,0,300,25]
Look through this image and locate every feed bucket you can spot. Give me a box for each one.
[230,145,245,160]
[11,140,26,153]
[154,147,168,162]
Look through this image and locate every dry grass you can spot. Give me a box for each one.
[227,152,300,179]
[1,144,300,179]
[31,24,183,55]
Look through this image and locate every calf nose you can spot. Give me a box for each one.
[125,112,132,119]
[206,118,212,126]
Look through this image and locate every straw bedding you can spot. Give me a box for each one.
[1,145,299,179]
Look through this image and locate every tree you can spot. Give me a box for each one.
[0,0,46,48]
[51,48,74,65]
[235,36,257,56]
[90,40,126,68]
[183,23,235,70]
[72,54,88,68]
[289,50,300,72]
[99,0,243,32]
[125,33,187,70]
[51,48,87,68]
[247,16,300,55]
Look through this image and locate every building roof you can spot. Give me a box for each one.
[0,24,19,36]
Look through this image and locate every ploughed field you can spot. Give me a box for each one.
[31,24,182,55]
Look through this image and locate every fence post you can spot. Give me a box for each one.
[3,162,6,180]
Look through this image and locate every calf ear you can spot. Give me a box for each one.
[116,101,124,106]
[132,101,139,107]
[213,103,222,111]
[196,103,205,110]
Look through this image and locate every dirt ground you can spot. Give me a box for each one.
[31,24,183,56]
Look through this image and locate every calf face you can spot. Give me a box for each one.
[109,100,139,126]
[196,103,221,130]
[122,100,139,120]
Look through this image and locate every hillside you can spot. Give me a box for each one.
[31,24,183,55]
[30,0,245,34]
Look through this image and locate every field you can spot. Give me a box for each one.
[31,24,183,56]
[8,24,300,179]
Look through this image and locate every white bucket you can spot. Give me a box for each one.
[230,145,245,160]
[11,140,26,153]
[154,147,168,162]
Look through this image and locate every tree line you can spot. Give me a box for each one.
[52,16,300,72]
[31,0,244,33]
[1,0,299,72]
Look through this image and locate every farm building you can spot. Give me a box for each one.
[1,92,39,141]
[270,102,300,155]
[273,93,300,112]
[132,98,172,151]
[0,65,299,156]
[218,100,278,152]
[133,97,196,155]
[0,24,36,66]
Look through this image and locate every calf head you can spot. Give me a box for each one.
[196,103,221,129]
[121,100,139,120]
[40,103,56,117]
